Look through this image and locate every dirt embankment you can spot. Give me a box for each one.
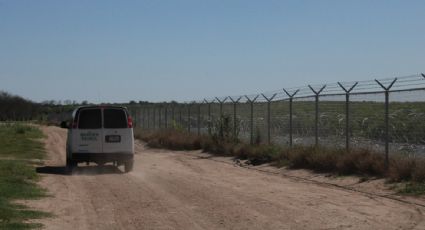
[26,126,425,229]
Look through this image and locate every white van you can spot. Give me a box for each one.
[62,106,134,173]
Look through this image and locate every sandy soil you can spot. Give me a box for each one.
[26,126,425,230]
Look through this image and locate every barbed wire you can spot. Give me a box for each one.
[186,73,425,104]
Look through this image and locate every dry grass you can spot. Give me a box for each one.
[412,159,425,182]
[233,144,282,165]
[337,149,387,176]
[388,156,425,182]
[136,129,208,151]
[135,129,425,184]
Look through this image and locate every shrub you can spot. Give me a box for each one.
[388,156,425,183]
[210,114,240,143]
[388,155,416,182]
[306,148,339,172]
[283,146,311,169]
[353,150,386,176]
[412,158,425,182]
[137,129,207,151]
[337,149,386,176]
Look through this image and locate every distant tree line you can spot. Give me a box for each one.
[0,90,157,123]
[0,91,79,122]
[0,91,42,121]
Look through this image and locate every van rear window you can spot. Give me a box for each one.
[78,109,102,129]
[104,109,128,128]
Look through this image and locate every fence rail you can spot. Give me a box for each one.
[130,73,425,165]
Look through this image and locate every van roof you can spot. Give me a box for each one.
[75,105,128,110]
[72,105,129,118]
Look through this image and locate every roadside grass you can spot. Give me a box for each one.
[397,183,425,195]
[0,123,50,229]
[0,123,45,160]
[137,128,425,195]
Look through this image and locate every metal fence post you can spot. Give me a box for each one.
[308,85,326,147]
[171,104,175,127]
[151,105,154,130]
[159,105,162,129]
[132,107,135,126]
[164,104,168,129]
[143,106,147,129]
[229,97,242,141]
[245,95,259,145]
[155,105,158,130]
[139,107,143,129]
[179,104,182,127]
[137,108,140,128]
[261,93,277,144]
[153,106,156,130]
[132,108,137,128]
[145,106,147,130]
[375,78,397,168]
[204,99,212,135]
[140,107,144,129]
[134,107,138,127]
[215,97,228,136]
[283,89,300,147]
[135,108,139,128]
[148,106,150,130]
[215,97,228,117]
[187,104,191,133]
[197,103,201,135]
[134,108,137,127]
[337,82,358,152]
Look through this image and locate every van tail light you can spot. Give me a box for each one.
[72,120,78,129]
[128,116,133,128]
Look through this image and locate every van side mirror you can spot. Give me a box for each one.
[60,121,69,129]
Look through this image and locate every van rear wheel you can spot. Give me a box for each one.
[124,160,133,173]
[66,158,77,173]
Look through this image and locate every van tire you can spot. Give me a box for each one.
[124,160,133,173]
[66,158,77,173]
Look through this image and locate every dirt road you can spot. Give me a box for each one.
[28,126,425,229]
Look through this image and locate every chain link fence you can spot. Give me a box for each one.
[129,74,425,162]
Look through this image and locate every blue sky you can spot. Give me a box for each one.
[0,0,424,103]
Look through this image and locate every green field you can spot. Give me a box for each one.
[0,124,50,229]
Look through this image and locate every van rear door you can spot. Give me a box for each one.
[102,108,133,154]
[72,108,103,153]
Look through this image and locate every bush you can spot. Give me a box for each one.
[210,114,240,143]
[138,129,208,151]
[307,148,341,172]
[337,149,386,176]
[412,158,425,182]
[388,155,416,182]
[282,146,311,169]
[388,156,425,183]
